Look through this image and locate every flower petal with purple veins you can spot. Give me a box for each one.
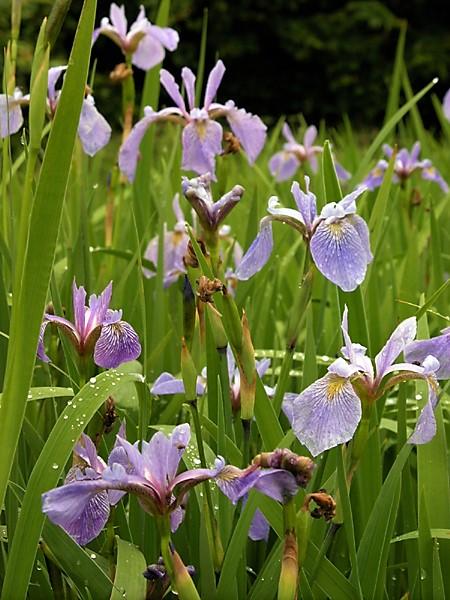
[38,314,80,362]
[269,151,300,182]
[292,373,362,456]
[253,469,298,503]
[310,216,372,292]
[93,320,141,369]
[78,96,111,156]
[409,379,438,445]
[203,60,226,109]
[170,504,185,532]
[405,331,450,380]
[236,221,274,281]
[291,177,317,231]
[181,118,223,177]
[374,317,417,383]
[118,106,184,181]
[223,100,267,163]
[215,465,261,503]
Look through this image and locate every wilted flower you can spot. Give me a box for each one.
[38,281,141,369]
[364,143,448,193]
[119,60,267,181]
[283,307,440,456]
[42,424,224,545]
[269,123,350,182]
[143,194,189,287]
[92,3,179,71]
[0,67,111,155]
[237,176,372,292]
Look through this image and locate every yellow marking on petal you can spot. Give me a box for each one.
[327,222,345,239]
[195,120,208,141]
[326,377,347,401]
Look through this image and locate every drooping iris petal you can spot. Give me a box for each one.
[215,466,261,504]
[93,320,141,369]
[0,92,24,138]
[374,317,417,383]
[77,96,111,156]
[421,166,449,193]
[170,504,185,532]
[236,221,274,281]
[404,331,450,380]
[256,358,271,378]
[409,379,438,445]
[181,118,223,177]
[223,100,267,163]
[37,314,80,362]
[249,508,270,541]
[310,216,372,292]
[42,479,111,546]
[253,469,298,503]
[131,30,165,71]
[119,106,183,181]
[171,458,226,498]
[292,373,362,456]
[269,151,300,181]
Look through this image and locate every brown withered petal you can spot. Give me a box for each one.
[303,489,336,521]
[223,131,241,155]
[253,449,315,488]
[196,275,224,303]
[184,239,208,269]
[109,63,133,84]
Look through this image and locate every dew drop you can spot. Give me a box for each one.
[67,400,73,406]
[90,552,97,559]
[63,415,68,420]
[52,463,59,470]
[90,377,97,384]
[27,393,33,399]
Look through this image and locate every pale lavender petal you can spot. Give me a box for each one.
[203,60,225,109]
[410,142,421,164]
[172,193,185,224]
[110,3,127,38]
[215,466,261,503]
[119,105,183,181]
[282,122,296,144]
[151,373,185,395]
[37,320,52,362]
[303,125,317,148]
[212,184,245,225]
[328,357,360,379]
[256,358,271,378]
[421,166,449,193]
[77,96,111,156]
[42,481,110,545]
[182,118,223,176]
[72,281,87,336]
[85,282,113,334]
[142,432,176,490]
[47,66,66,105]
[291,177,317,231]
[310,216,372,292]
[335,161,351,181]
[405,332,450,380]
[374,317,417,383]
[348,214,373,262]
[182,67,196,111]
[131,31,165,71]
[170,504,185,532]
[113,437,145,477]
[408,380,438,445]
[281,392,298,425]
[236,221,273,281]
[254,469,298,503]
[364,161,388,191]
[160,69,186,113]
[0,94,23,138]
[223,100,267,163]
[227,346,236,381]
[292,373,362,456]
[269,151,300,182]
[167,424,191,480]
[75,433,103,473]
[93,320,141,369]
[148,24,179,51]
[338,186,367,214]
[171,457,225,496]
[443,89,450,121]
[382,144,393,158]
[249,508,270,541]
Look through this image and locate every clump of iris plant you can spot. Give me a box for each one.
[0,66,111,156]
[119,60,267,181]
[92,3,179,72]
[236,176,372,292]
[269,122,350,182]
[364,143,448,193]
[282,307,441,456]
[42,424,224,545]
[38,281,141,369]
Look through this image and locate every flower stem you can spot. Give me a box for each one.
[189,400,224,569]
[278,499,299,600]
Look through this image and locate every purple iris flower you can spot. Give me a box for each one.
[92,3,179,72]
[236,176,372,292]
[269,123,351,183]
[143,194,190,287]
[364,143,448,193]
[405,325,450,380]
[38,281,141,369]
[0,89,27,138]
[119,60,267,181]
[282,307,440,456]
[42,424,224,545]
[182,173,245,232]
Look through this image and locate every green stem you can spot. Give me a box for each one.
[278,499,299,600]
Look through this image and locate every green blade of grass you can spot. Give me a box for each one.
[110,536,147,600]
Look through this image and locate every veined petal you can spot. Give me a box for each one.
[181,118,223,177]
[215,465,261,503]
[142,426,189,490]
[291,177,317,231]
[72,281,87,336]
[93,320,141,369]
[236,220,273,281]
[405,332,450,380]
[171,457,225,500]
[253,469,298,503]
[292,373,362,456]
[42,480,110,545]
[223,100,267,163]
[203,60,225,109]
[78,96,111,156]
[269,151,300,181]
[85,282,113,335]
[409,378,439,445]
[374,317,417,383]
[310,215,372,292]
[37,314,80,362]
[119,105,183,181]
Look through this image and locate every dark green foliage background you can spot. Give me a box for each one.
[2,0,450,127]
